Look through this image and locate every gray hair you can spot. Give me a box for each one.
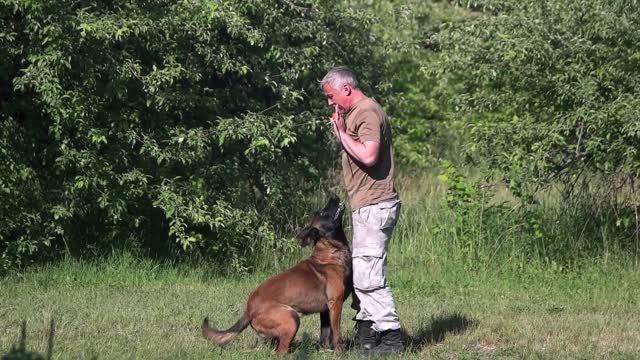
[320,66,358,90]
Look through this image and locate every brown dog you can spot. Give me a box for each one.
[202,195,352,354]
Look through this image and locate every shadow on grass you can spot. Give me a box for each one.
[339,312,476,354]
[244,332,317,358]
[290,332,315,360]
[404,312,475,352]
[226,313,475,356]
[1,320,97,360]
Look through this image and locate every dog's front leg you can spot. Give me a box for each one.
[319,309,332,350]
[328,300,343,352]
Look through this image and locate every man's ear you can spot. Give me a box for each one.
[296,227,321,247]
[342,83,352,95]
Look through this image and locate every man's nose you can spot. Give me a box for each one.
[327,98,334,106]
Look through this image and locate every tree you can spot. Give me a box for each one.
[430,0,640,196]
[423,0,640,263]
[0,0,384,272]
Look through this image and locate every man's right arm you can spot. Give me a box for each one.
[331,111,381,167]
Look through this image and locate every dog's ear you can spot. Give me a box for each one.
[296,227,322,247]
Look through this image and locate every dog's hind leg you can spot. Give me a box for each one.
[252,306,300,354]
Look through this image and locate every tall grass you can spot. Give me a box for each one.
[390,171,636,272]
[257,170,637,274]
[2,218,639,359]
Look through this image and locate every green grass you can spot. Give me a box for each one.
[1,253,639,359]
[2,174,639,359]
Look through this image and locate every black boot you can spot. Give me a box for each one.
[371,328,404,354]
[354,320,378,352]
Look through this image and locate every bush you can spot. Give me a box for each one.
[426,0,640,261]
[0,0,385,273]
[431,0,640,192]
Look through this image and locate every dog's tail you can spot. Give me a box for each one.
[201,313,250,345]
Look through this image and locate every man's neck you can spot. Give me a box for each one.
[347,89,366,110]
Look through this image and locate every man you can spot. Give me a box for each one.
[321,66,403,354]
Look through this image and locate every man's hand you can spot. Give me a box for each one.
[330,105,346,141]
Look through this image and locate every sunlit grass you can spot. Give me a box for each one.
[1,253,639,359]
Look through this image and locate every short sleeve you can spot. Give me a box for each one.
[356,110,382,143]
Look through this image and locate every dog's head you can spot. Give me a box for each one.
[296,193,346,247]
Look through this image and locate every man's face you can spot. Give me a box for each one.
[322,83,350,112]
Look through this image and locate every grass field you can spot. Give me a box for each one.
[1,252,639,359]
[2,175,639,359]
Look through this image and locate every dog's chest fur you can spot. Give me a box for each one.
[311,239,351,275]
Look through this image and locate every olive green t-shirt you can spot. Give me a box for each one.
[341,97,398,210]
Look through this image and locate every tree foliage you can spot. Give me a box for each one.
[345,0,468,168]
[0,0,384,272]
[430,0,640,196]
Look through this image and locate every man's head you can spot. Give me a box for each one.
[296,194,346,247]
[321,66,360,112]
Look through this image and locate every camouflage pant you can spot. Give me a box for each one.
[351,198,401,332]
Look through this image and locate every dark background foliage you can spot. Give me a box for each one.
[0,0,388,273]
[429,0,640,258]
[2,0,640,273]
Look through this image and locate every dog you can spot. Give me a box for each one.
[202,194,352,354]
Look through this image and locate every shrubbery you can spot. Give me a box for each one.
[429,0,640,263]
[0,0,388,273]
[3,0,639,273]
[432,0,640,195]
